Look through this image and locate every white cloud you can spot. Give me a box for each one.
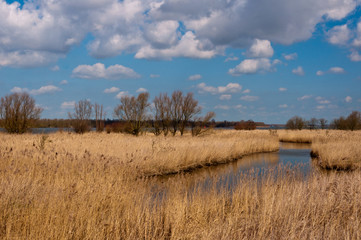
[197,82,242,94]
[219,94,231,100]
[240,95,259,102]
[104,87,120,93]
[352,21,361,47]
[329,67,345,74]
[11,85,61,95]
[135,32,218,60]
[316,96,331,104]
[345,96,352,103]
[247,39,274,58]
[298,95,312,101]
[279,104,288,108]
[72,63,140,80]
[51,65,60,71]
[228,58,272,76]
[150,74,160,78]
[349,50,361,62]
[115,91,130,99]
[283,53,298,60]
[327,24,351,45]
[316,105,326,110]
[60,80,68,85]
[224,56,239,62]
[136,88,148,93]
[215,105,230,110]
[242,89,251,94]
[292,66,305,76]
[279,87,287,92]
[61,101,75,109]
[316,70,324,76]
[188,74,202,81]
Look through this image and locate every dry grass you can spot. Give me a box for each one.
[277,129,328,143]
[1,130,361,239]
[311,131,361,170]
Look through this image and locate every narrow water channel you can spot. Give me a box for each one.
[154,142,313,193]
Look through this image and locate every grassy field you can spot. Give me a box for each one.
[1,130,360,239]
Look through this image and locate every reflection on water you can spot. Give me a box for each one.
[154,142,313,193]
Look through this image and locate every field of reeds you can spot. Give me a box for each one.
[276,129,361,170]
[1,130,361,239]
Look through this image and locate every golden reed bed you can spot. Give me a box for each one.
[277,130,361,170]
[1,130,360,239]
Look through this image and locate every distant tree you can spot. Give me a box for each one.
[319,118,328,129]
[170,90,183,136]
[286,116,305,130]
[114,92,150,136]
[307,118,319,130]
[153,93,171,136]
[0,92,43,133]
[191,111,216,136]
[179,92,201,135]
[234,120,257,130]
[94,103,106,132]
[346,111,361,131]
[68,100,93,134]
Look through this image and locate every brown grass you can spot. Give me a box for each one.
[311,131,361,170]
[277,129,327,143]
[1,130,361,239]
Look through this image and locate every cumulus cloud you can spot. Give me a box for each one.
[219,94,232,100]
[298,95,312,101]
[188,74,202,81]
[292,66,305,76]
[316,96,331,104]
[242,89,251,94]
[136,88,148,93]
[11,85,61,95]
[316,70,324,76]
[116,91,130,99]
[224,56,239,62]
[349,50,361,61]
[61,101,76,109]
[0,0,357,67]
[279,87,287,92]
[51,65,60,71]
[240,95,259,101]
[215,105,230,110]
[283,53,298,60]
[72,63,140,80]
[345,96,352,102]
[247,39,274,58]
[228,58,272,76]
[279,104,288,108]
[329,67,345,74]
[327,24,351,45]
[197,82,242,94]
[60,80,68,85]
[150,74,160,78]
[104,87,120,93]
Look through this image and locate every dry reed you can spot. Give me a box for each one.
[1,130,360,239]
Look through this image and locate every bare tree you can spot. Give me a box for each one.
[191,111,216,136]
[346,111,361,131]
[286,116,305,130]
[94,103,106,132]
[170,90,183,136]
[0,92,42,133]
[114,92,150,136]
[307,118,319,130]
[319,118,328,129]
[68,100,93,134]
[153,93,171,136]
[179,92,201,135]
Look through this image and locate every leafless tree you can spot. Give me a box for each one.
[0,92,42,133]
[170,90,183,136]
[94,103,106,132]
[153,93,171,136]
[191,111,216,136]
[68,99,93,134]
[286,116,305,130]
[179,92,201,135]
[319,118,328,129]
[114,92,150,136]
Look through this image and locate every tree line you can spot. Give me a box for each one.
[0,91,215,136]
[286,111,361,131]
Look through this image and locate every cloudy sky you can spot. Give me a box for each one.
[1,0,361,123]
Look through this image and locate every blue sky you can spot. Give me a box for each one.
[0,0,361,123]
